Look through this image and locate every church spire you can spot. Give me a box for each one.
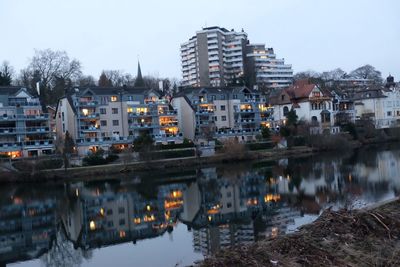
[134,61,145,87]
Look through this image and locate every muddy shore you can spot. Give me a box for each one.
[199,198,400,267]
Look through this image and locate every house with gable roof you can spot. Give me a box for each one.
[270,80,339,134]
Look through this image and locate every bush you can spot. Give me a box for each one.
[221,139,248,160]
[155,142,194,150]
[245,142,274,151]
[13,158,63,171]
[307,134,351,151]
[82,149,119,166]
[149,149,195,160]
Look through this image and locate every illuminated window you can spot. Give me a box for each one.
[127,107,133,113]
[111,96,117,102]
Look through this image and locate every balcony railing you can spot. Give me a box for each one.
[129,123,155,129]
[78,113,100,119]
[78,101,98,106]
[160,122,178,127]
[80,126,100,132]
[128,112,156,117]
[23,139,54,148]
[75,136,134,145]
[309,96,331,101]
[158,110,177,116]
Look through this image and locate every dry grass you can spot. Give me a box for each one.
[199,199,400,267]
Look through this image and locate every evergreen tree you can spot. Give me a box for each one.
[98,72,112,87]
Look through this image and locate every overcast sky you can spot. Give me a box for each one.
[0,0,399,81]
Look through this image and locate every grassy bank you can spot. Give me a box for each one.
[0,146,316,183]
[199,198,400,267]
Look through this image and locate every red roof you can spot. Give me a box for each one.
[286,80,317,99]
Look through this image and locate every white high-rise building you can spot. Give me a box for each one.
[181,27,248,87]
[181,27,293,90]
[245,44,293,90]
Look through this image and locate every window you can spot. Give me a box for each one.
[127,96,133,101]
[227,203,232,208]
[211,95,216,100]
[119,219,125,226]
[112,108,118,114]
[387,111,392,116]
[220,94,226,100]
[113,120,119,126]
[214,116,217,121]
[283,106,289,116]
[100,120,107,126]
[100,108,106,114]
[220,105,226,111]
[107,221,114,227]
[281,95,285,101]
[233,94,238,99]
[62,123,65,132]
[62,112,64,120]
[107,209,113,215]
[118,207,125,214]
[111,96,118,102]
[227,191,232,197]
[221,116,227,121]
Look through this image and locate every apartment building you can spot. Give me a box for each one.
[180,26,293,89]
[55,86,181,155]
[0,86,54,158]
[245,44,293,89]
[171,87,273,142]
[181,27,248,87]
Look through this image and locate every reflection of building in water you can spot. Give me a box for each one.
[63,182,185,249]
[193,223,254,255]
[182,168,279,255]
[262,206,301,238]
[0,198,57,264]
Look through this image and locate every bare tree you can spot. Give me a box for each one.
[78,75,96,87]
[320,68,347,81]
[27,49,82,89]
[293,70,321,81]
[349,64,382,83]
[103,70,134,87]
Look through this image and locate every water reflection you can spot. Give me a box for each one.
[2,144,400,266]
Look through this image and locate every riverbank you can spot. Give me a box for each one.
[0,146,317,182]
[199,198,400,267]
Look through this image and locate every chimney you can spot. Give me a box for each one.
[36,82,40,95]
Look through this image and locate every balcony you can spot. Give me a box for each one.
[78,113,100,119]
[238,119,256,124]
[13,114,49,121]
[80,126,100,132]
[128,112,155,118]
[25,127,50,134]
[215,128,261,137]
[23,139,54,148]
[160,122,178,127]
[129,123,155,129]
[0,142,22,152]
[0,128,17,135]
[158,110,177,116]
[236,109,255,114]
[196,109,214,115]
[75,136,133,145]
[78,101,99,107]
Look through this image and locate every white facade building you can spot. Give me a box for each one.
[245,44,293,90]
[181,27,248,87]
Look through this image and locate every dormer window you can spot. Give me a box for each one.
[281,95,285,101]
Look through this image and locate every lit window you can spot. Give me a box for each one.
[111,96,117,102]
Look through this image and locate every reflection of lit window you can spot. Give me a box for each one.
[146,205,151,211]
[111,96,117,102]
[90,221,96,230]
[119,231,126,238]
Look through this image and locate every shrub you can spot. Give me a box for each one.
[221,139,248,160]
[245,142,274,151]
[155,142,194,150]
[149,149,195,160]
[13,158,63,171]
[307,134,351,151]
[82,149,118,166]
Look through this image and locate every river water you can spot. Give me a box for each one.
[2,144,400,267]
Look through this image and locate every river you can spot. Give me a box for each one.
[2,144,400,267]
